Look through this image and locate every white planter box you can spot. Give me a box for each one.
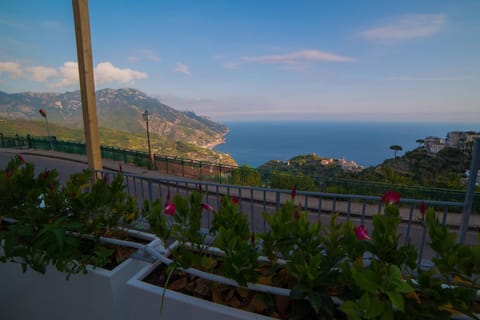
[0,231,160,320]
[127,261,275,320]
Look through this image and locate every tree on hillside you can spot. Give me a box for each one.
[390,145,403,159]
[416,139,425,148]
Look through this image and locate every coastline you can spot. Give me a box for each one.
[211,121,480,168]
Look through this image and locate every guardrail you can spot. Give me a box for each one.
[100,168,473,264]
[1,133,479,212]
[2,132,479,263]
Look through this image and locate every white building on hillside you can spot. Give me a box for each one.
[424,136,445,154]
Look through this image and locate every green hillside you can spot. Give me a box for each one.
[0,117,237,165]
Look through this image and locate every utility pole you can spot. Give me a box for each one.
[72,0,103,176]
[143,110,154,169]
[39,109,53,151]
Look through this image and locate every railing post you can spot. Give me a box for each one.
[181,158,185,177]
[0,133,4,148]
[275,191,281,210]
[27,134,33,149]
[458,138,480,244]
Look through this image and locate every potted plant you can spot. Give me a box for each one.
[0,155,161,320]
[128,187,480,320]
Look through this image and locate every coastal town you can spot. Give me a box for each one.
[278,131,480,176]
[424,131,480,154]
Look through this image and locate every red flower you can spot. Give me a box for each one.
[381,190,400,205]
[354,225,370,240]
[291,185,297,200]
[419,201,426,219]
[43,170,50,179]
[201,203,214,211]
[231,196,239,205]
[165,202,176,216]
[17,154,26,163]
[294,210,300,221]
[39,109,47,118]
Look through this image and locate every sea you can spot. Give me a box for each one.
[213,121,480,168]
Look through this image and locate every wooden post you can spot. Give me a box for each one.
[72,0,102,174]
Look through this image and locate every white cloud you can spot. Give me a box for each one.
[242,50,355,64]
[94,61,148,84]
[50,61,147,87]
[26,66,58,82]
[359,14,446,42]
[0,62,22,78]
[225,50,355,70]
[174,62,191,76]
[54,61,80,87]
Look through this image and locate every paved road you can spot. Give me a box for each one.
[1,148,479,262]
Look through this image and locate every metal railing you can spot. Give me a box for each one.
[2,133,479,264]
[99,167,472,264]
[1,133,478,209]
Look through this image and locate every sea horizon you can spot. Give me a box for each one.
[214,121,480,168]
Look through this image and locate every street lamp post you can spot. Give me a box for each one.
[142,110,154,169]
[39,109,53,151]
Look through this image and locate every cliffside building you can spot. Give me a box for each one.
[424,136,445,154]
[424,131,480,155]
[446,131,480,151]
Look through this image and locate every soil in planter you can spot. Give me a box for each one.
[144,263,289,319]
[78,234,145,271]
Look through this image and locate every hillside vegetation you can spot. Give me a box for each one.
[258,147,474,191]
[0,88,228,149]
[0,117,237,165]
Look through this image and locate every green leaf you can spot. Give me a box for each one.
[339,301,361,320]
[387,291,404,312]
[290,285,307,299]
[308,291,323,313]
[352,269,379,294]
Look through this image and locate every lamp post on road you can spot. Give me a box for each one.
[142,110,154,169]
[39,109,53,151]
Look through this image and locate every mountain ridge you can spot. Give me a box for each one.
[0,88,228,149]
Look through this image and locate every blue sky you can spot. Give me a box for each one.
[0,0,479,122]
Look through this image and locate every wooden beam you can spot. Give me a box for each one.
[72,0,102,174]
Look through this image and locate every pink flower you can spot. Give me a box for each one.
[201,203,215,211]
[354,225,370,240]
[294,203,301,221]
[231,196,239,205]
[294,210,300,221]
[419,201,426,219]
[165,202,176,216]
[291,185,297,200]
[17,154,26,163]
[381,190,400,205]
